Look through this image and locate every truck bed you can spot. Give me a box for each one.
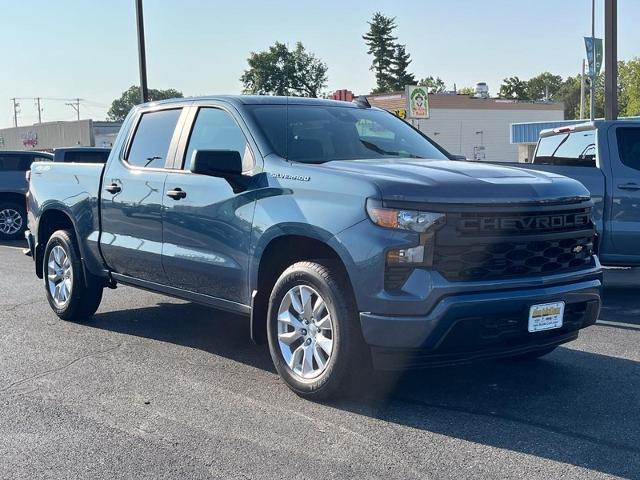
[29,161,106,275]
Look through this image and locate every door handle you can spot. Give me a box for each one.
[618,183,640,191]
[166,188,187,200]
[104,183,121,194]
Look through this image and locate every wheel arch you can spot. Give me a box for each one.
[35,206,92,285]
[249,229,356,344]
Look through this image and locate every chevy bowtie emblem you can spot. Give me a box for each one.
[572,245,585,254]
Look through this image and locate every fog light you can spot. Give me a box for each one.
[387,245,425,264]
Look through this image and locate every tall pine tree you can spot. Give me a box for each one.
[363,13,398,93]
[391,44,415,90]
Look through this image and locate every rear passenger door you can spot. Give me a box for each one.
[100,107,186,282]
[161,105,258,305]
[607,125,640,260]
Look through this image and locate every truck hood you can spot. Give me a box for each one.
[320,159,590,205]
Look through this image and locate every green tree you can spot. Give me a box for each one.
[619,57,640,116]
[418,76,447,93]
[240,42,327,97]
[499,76,529,100]
[391,44,415,90]
[107,85,183,121]
[363,12,398,93]
[457,86,475,95]
[526,72,563,101]
[557,75,583,119]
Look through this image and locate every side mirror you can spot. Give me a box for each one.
[190,150,243,177]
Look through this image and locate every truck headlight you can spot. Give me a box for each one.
[366,199,445,233]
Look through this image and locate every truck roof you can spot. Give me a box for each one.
[539,119,640,138]
[143,95,368,109]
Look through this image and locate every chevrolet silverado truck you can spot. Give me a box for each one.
[26,96,602,399]
[0,150,53,240]
[516,121,640,267]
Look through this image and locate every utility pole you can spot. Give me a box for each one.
[604,0,618,120]
[11,98,19,127]
[135,0,149,103]
[580,59,586,120]
[65,98,81,120]
[590,0,595,121]
[35,97,42,123]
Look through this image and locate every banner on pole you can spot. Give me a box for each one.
[584,37,603,77]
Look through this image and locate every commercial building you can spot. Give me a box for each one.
[367,92,564,162]
[0,119,121,151]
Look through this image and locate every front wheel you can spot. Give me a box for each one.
[267,261,369,400]
[43,230,103,321]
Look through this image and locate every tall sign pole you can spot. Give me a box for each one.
[580,59,586,120]
[135,0,149,103]
[604,0,617,120]
[590,0,595,121]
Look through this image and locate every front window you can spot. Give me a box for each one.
[247,105,448,163]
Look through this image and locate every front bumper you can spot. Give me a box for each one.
[360,277,601,369]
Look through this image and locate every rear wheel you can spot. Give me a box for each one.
[0,201,27,241]
[267,261,369,400]
[43,229,103,321]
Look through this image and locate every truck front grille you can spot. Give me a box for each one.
[433,205,595,282]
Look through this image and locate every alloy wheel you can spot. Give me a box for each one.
[0,208,23,235]
[277,285,334,379]
[47,245,73,307]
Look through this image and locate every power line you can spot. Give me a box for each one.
[65,98,81,121]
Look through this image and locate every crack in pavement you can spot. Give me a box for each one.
[0,343,122,394]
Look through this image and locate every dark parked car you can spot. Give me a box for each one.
[26,96,602,399]
[0,150,52,240]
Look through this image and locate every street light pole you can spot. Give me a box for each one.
[135,0,149,103]
[604,0,618,120]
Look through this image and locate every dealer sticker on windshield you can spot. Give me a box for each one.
[528,301,565,332]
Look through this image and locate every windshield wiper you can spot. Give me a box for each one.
[360,140,423,159]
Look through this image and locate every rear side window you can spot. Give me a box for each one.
[616,127,640,171]
[63,151,110,163]
[0,155,31,171]
[127,109,181,168]
[534,131,596,167]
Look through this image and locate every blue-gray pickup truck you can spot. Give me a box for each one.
[26,96,602,399]
[503,121,640,267]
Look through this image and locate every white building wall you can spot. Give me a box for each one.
[413,108,564,162]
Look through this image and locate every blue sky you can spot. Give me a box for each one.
[2,0,639,127]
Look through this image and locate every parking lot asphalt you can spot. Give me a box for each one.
[0,240,638,480]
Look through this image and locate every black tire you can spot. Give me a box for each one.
[43,229,103,321]
[267,261,369,401]
[502,346,558,362]
[0,201,27,241]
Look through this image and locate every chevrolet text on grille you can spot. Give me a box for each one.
[459,213,592,231]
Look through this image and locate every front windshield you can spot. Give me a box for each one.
[247,104,448,163]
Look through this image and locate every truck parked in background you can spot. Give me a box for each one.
[513,121,640,267]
